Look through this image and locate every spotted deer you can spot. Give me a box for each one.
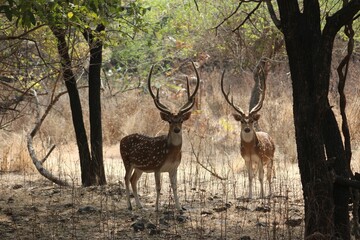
[221,63,275,198]
[120,62,200,211]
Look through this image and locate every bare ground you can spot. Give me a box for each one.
[0,144,306,240]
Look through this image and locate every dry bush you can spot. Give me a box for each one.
[348,95,360,146]
[1,39,359,239]
[265,70,297,163]
[102,90,174,145]
[0,60,357,178]
[40,96,76,145]
[200,67,297,164]
[0,132,34,173]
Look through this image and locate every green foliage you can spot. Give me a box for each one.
[0,0,152,91]
[0,0,150,42]
[0,0,359,93]
[107,0,285,83]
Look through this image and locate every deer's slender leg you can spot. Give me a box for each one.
[130,169,143,209]
[154,171,161,211]
[221,65,275,200]
[124,165,134,210]
[267,157,273,197]
[258,159,265,198]
[244,156,253,199]
[120,62,199,211]
[169,169,181,210]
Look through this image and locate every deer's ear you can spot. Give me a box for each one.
[252,113,261,121]
[160,112,171,122]
[182,111,192,121]
[233,113,242,122]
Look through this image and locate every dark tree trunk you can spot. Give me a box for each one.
[277,2,334,236]
[273,0,360,238]
[83,24,107,185]
[51,26,92,186]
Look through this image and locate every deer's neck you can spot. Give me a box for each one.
[167,131,183,147]
[240,132,260,157]
[241,129,257,144]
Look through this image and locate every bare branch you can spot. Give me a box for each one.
[214,1,244,34]
[189,137,227,181]
[323,0,360,38]
[265,0,281,29]
[193,0,199,12]
[27,89,70,186]
[0,24,46,41]
[41,145,56,164]
[354,13,360,21]
[336,8,354,170]
[232,2,261,32]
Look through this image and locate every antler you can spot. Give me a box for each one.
[148,62,200,115]
[147,65,172,115]
[220,70,246,118]
[178,61,200,115]
[249,59,267,115]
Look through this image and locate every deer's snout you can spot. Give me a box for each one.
[174,127,181,133]
[244,127,251,133]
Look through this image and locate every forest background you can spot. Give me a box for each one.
[0,0,360,239]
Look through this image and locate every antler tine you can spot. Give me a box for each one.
[220,70,246,117]
[249,60,267,115]
[147,65,172,115]
[179,61,200,114]
[186,76,191,99]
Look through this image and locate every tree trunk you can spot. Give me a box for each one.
[84,24,107,185]
[275,0,351,238]
[51,26,92,186]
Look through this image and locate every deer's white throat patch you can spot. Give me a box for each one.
[169,132,182,146]
[241,129,255,143]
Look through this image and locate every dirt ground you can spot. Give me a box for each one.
[0,175,304,240]
[0,144,307,240]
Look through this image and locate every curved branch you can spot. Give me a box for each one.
[27,89,70,186]
[189,136,227,181]
[265,0,281,30]
[337,10,355,174]
[323,0,360,39]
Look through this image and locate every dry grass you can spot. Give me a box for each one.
[0,143,304,239]
[0,133,35,173]
[0,66,359,239]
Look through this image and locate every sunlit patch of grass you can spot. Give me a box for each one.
[1,66,360,239]
[0,133,34,173]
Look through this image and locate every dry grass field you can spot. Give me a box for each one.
[0,64,360,239]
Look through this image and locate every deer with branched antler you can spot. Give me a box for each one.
[120,62,200,211]
[221,61,275,199]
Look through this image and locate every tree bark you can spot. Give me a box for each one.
[83,24,107,185]
[272,0,360,238]
[277,1,334,236]
[51,26,92,186]
[272,0,350,239]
